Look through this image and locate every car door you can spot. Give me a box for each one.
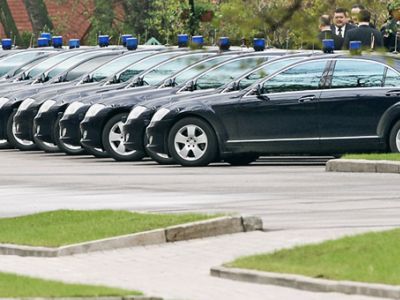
[231,59,329,154]
[319,59,400,152]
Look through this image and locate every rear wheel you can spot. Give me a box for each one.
[168,117,217,167]
[102,113,145,161]
[6,111,37,151]
[389,120,400,152]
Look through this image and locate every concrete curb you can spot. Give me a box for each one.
[210,266,400,299]
[0,297,162,300]
[326,159,400,174]
[0,216,262,257]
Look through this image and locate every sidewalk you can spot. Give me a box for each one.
[0,227,392,300]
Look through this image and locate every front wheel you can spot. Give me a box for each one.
[6,111,37,151]
[33,121,60,153]
[102,113,145,162]
[389,120,400,152]
[168,117,218,167]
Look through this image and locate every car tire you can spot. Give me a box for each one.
[102,113,145,162]
[225,154,259,166]
[55,116,87,155]
[84,146,109,158]
[168,117,218,167]
[144,135,175,164]
[389,120,400,152]
[6,110,38,151]
[33,120,60,153]
[0,140,11,149]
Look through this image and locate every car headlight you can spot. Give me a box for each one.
[150,108,171,124]
[85,104,106,118]
[64,102,85,116]
[18,98,36,111]
[0,97,9,109]
[127,106,147,120]
[38,100,56,114]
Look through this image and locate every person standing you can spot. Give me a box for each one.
[343,9,383,50]
[381,2,400,52]
[331,8,356,49]
[350,4,365,25]
[318,15,342,50]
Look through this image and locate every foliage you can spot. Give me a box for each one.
[388,0,400,11]
[0,0,21,44]
[342,153,400,161]
[0,271,141,297]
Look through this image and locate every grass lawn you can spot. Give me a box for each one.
[228,229,400,285]
[0,210,217,247]
[342,153,400,161]
[0,271,140,297]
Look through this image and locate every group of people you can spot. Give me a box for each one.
[318,4,396,52]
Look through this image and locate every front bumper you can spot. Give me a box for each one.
[34,106,63,143]
[123,111,154,152]
[59,106,90,147]
[13,103,41,141]
[145,119,174,155]
[80,108,113,149]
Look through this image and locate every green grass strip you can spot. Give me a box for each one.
[0,271,140,297]
[342,153,400,161]
[228,229,400,285]
[0,210,217,247]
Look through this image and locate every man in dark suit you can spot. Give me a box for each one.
[343,9,383,50]
[331,7,356,49]
[318,15,342,50]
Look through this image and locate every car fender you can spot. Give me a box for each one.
[377,101,400,139]
[174,103,231,154]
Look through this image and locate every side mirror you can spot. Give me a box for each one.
[184,80,195,92]
[40,73,47,83]
[254,84,269,101]
[164,78,175,87]
[226,81,239,91]
[82,74,91,83]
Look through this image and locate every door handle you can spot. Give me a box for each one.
[386,90,400,97]
[298,96,316,103]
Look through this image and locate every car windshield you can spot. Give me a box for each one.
[237,57,305,90]
[142,53,214,86]
[24,51,82,79]
[46,51,107,81]
[91,52,155,82]
[0,51,49,77]
[172,55,237,86]
[118,52,182,83]
[195,56,270,90]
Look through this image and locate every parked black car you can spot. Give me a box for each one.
[79,52,279,160]
[3,49,124,150]
[123,54,310,164]
[15,49,162,152]
[146,54,400,166]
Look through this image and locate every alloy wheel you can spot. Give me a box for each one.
[174,124,208,161]
[108,121,136,156]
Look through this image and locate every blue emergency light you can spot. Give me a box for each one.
[98,35,110,47]
[192,35,204,48]
[253,38,266,51]
[121,34,133,47]
[40,32,52,43]
[69,39,80,49]
[322,39,334,53]
[219,37,230,51]
[52,36,63,48]
[178,34,189,47]
[1,39,12,50]
[349,41,362,55]
[37,37,49,47]
[126,37,138,50]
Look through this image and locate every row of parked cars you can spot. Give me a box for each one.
[0,38,399,166]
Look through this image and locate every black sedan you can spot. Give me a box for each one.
[123,54,310,164]
[146,54,400,166]
[79,52,277,161]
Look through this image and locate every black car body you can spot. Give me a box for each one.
[122,54,315,161]
[78,51,283,160]
[3,49,124,149]
[32,50,212,154]
[145,54,400,166]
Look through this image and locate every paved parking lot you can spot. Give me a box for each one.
[1,149,399,231]
[0,149,399,300]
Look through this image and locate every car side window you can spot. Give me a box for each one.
[65,56,116,82]
[261,60,327,94]
[384,69,400,87]
[331,60,385,89]
[238,57,303,90]
[196,57,269,90]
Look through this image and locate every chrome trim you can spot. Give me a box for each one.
[226,136,380,143]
